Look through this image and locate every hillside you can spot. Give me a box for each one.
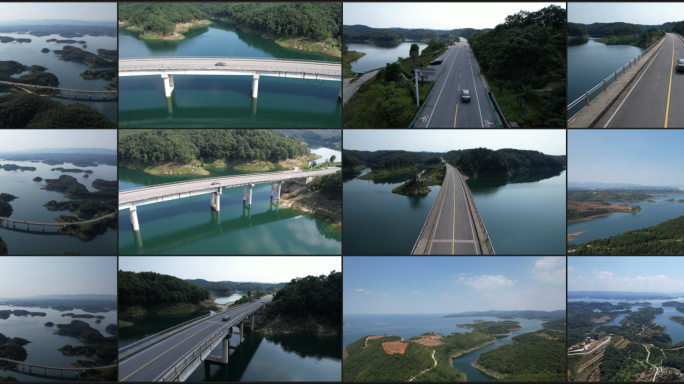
[567,22,589,37]
[0,93,116,128]
[453,148,565,178]
[344,28,405,43]
[269,129,340,147]
[118,3,210,40]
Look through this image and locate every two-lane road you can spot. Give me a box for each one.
[413,38,496,128]
[119,296,272,382]
[598,33,684,128]
[119,58,341,76]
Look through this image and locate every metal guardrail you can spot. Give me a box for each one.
[410,160,448,255]
[567,34,665,121]
[121,56,340,65]
[485,91,503,128]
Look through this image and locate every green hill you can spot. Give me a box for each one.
[119,3,209,38]
[453,148,565,178]
[0,93,115,128]
[118,271,213,313]
[344,28,404,43]
[567,22,589,37]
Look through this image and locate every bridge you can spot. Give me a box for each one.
[0,80,117,100]
[119,296,270,382]
[118,168,340,232]
[0,357,116,378]
[119,57,342,99]
[412,159,494,255]
[0,211,117,232]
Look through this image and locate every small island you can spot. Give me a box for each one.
[41,47,50,53]
[392,162,445,195]
[119,3,211,40]
[46,39,87,44]
[33,176,43,181]
[44,322,54,326]
[669,316,684,325]
[52,46,116,68]
[53,320,116,344]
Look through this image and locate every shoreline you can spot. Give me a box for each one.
[471,357,506,379]
[119,20,212,40]
[448,339,496,359]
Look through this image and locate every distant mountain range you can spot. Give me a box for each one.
[1,294,116,300]
[0,148,116,155]
[0,19,114,26]
[186,279,286,292]
[568,291,682,300]
[343,24,486,41]
[568,182,681,190]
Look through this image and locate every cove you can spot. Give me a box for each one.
[345,41,428,73]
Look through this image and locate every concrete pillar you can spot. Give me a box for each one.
[251,74,259,98]
[339,88,342,99]
[162,74,174,97]
[251,313,254,329]
[243,185,247,201]
[251,97,257,116]
[277,182,282,200]
[89,93,92,99]
[166,97,173,114]
[248,184,253,206]
[134,230,143,249]
[239,321,244,344]
[270,182,275,198]
[129,206,140,231]
[103,93,106,99]
[211,189,221,212]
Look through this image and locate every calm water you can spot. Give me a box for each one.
[466,170,567,254]
[345,41,428,73]
[0,32,117,123]
[343,167,441,255]
[568,37,646,103]
[0,159,117,255]
[120,311,341,382]
[568,193,684,244]
[343,314,544,382]
[0,304,117,381]
[118,21,341,128]
[214,291,248,305]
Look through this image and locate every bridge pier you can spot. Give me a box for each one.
[252,74,259,98]
[89,93,92,99]
[210,188,222,212]
[251,97,257,116]
[103,93,106,100]
[129,206,140,231]
[270,182,282,200]
[162,73,175,97]
[167,97,173,114]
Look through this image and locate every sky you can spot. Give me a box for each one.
[569,130,684,186]
[0,3,116,22]
[569,3,684,25]
[343,129,566,155]
[119,257,341,283]
[0,130,117,151]
[569,257,684,293]
[0,257,117,298]
[344,256,566,314]
[344,3,565,30]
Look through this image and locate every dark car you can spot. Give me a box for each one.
[461,89,471,102]
[215,62,226,66]
[430,58,443,65]
[678,59,684,72]
[211,181,220,185]
[222,316,231,321]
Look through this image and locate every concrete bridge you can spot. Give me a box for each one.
[0,357,116,378]
[118,168,340,232]
[119,296,269,382]
[0,80,117,100]
[0,211,117,232]
[119,57,342,99]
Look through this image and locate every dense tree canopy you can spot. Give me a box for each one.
[454,147,564,177]
[119,271,211,307]
[119,3,208,36]
[0,93,115,128]
[269,270,340,322]
[567,22,589,37]
[344,28,404,43]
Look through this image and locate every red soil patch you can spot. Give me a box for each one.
[367,335,388,340]
[382,341,408,354]
[535,332,558,340]
[568,232,584,241]
[412,334,443,346]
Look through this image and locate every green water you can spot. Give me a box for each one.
[118,21,341,128]
[0,159,117,255]
[0,32,117,123]
[0,304,116,381]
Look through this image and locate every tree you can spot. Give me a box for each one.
[342,44,348,54]
[330,155,336,163]
[409,43,419,66]
[384,62,402,83]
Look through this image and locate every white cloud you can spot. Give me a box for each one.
[570,270,684,292]
[455,277,465,283]
[532,257,566,284]
[532,256,564,272]
[534,268,566,283]
[462,274,514,290]
[356,288,365,292]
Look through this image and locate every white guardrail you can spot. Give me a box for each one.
[119,65,340,76]
[120,56,340,65]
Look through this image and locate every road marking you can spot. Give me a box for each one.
[424,45,460,127]
[458,84,460,91]
[453,104,458,128]
[603,34,668,128]
[455,169,479,255]
[452,168,456,255]
[428,165,449,255]
[467,49,484,128]
[665,35,674,128]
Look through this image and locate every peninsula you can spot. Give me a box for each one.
[118,3,211,40]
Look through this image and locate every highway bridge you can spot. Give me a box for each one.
[0,211,116,232]
[119,57,342,99]
[0,357,116,378]
[118,168,340,232]
[412,38,498,128]
[0,80,117,100]
[119,296,270,382]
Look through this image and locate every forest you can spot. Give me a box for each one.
[468,5,566,127]
[453,147,564,178]
[203,282,235,296]
[568,190,651,204]
[119,3,209,36]
[42,175,116,199]
[305,172,341,199]
[0,93,116,128]
[119,129,309,165]
[43,199,116,216]
[269,129,340,146]
[268,270,340,324]
[54,320,115,344]
[52,46,116,68]
[118,271,212,308]
[0,24,116,37]
[567,22,589,37]
[344,28,405,43]
[0,193,15,217]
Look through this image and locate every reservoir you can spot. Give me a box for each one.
[343,314,544,382]
[568,193,684,244]
[567,37,646,103]
[0,303,117,381]
[118,21,341,128]
[118,145,341,255]
[0,32,118,123]
[345,41,428,73]
[0,159,117,255]
[214,291,248,305]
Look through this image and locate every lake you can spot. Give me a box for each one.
[345,41,428,73]
[118,145,341,255]
[0,303,116,381]
[118,21,341,128]
[0,159,117,255]
[343,314,544,382]
[0,32,117,123]
[568,193,684,244]
[567,37,646,103]
[214,292,248,305]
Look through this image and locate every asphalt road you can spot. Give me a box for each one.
[413,38,496,128]
[427,162,479,255]
[119,296,272,382]
[597,33,684,128]
[120,58,341,76]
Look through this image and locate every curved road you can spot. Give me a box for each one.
[413,38,496,128]
[119,296,272,382]
[598,33,684,128]
[120,58,341,76]
[426,162,479,255]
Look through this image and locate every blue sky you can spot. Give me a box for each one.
[0,3,116,22]
[0,130,116,151]
[344,3,565,30]
[569,3,683,25]
[569,130,684,185]
[344,257,565,314]
[0,257,116,298]
[569,257,684,293]
[343,129,566,155]
[120,257,341,283]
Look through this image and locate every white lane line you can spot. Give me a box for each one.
[425,46,461,127]
[467,48,484,128]
[603,34,669,128]
[455,167,479,255]
[428,165,450,255]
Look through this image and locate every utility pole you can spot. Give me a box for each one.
[414,69,420,107]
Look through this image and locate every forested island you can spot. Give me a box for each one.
[42,175,116,199]
[569,21,670,46]
[0,93,117,128]
[344,149,440,180]
[269,129,341,148]
[391,160,445,195]
[79,69,117,90]
[0,60,59,87]
[0,24,116,38]
[2,297,116,313]
[46,38,87,44]
[2,153,116,166]
[567,190,652,223]
[118,3,212,40]
[0,333,31,369]
[0,36,31,43]
[343,28,405,43]
[0,193,17,217]
[52,46,116,67]
[449,147,565,178]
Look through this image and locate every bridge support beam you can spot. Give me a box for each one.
[210,188,222,212]
[129,206,140,231]
[167,97,173,114]
[252,74,259,98]
[162,73,174,97]
[206,337,230,364]
[270,182,281,200]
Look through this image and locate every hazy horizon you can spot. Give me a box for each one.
[0,130,117,151]
[569,3,684,25]
[0,3,116,22]
[569,257,684,293]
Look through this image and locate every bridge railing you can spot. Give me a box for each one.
[454,167,495,255]
[120,65,340,76]
[567,34,665,122]
[121,56,340,65]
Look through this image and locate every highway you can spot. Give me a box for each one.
[597,33,684,128]
[413,38,497,128]
[120,58,341,76]
[119,295,272,382]
[426,162,479,255]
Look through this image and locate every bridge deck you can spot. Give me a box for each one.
[0,211,117,226]
[120,58,341,77]
[0,80,115,93]
[0,358,116,371]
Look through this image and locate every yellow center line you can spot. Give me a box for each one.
[458,84,460,91]
[453,104,458,128]
[452,168,456,255]
[665,35,674,128]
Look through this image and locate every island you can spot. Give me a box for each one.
[567,189,667,223]
[44,322,54,326]
[54,320,116,343]
[0,333,31,369]
[343,28,405,44]
[50,167,94,173]
[96,49,117,60]
[118,3,212,40]
[392,161,445,195]
[41,48,50,53]
[61,313,106,319]
[0,237,6,256]
[46,38,87,44]
[42,175,116,198]
[0,193,16,217]
[0,93,117,128]
[0,36,31,43]
[52,46,116,67]
[78,69,117,90]
[105,324,116,335]
[33,176,42,181]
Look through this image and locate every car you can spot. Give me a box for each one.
[430,58,443,65]
[461,89,471,102]
[678,59,684,72]
[215,62,226,66]
[261,301,264,303]
[211,181,220,185]
[222,316,231,321]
